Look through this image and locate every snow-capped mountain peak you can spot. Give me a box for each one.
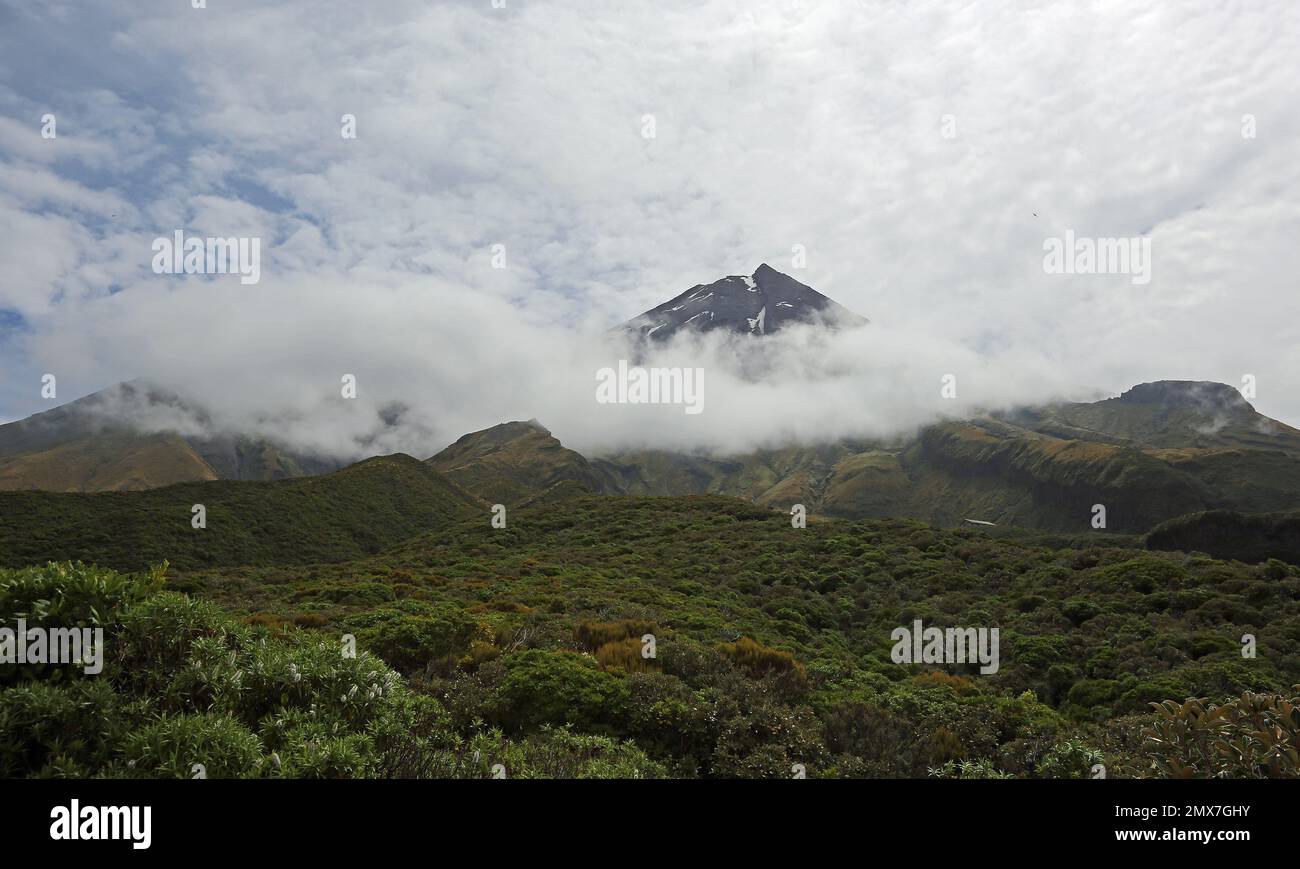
[619,264,868,342]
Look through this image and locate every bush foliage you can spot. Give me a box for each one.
[4,491,1299,777]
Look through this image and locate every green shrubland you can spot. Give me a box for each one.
[4,493,1299,777]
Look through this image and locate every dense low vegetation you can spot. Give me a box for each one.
[1144,690,1300,778]
[1146,508,1300,566]
[4,493,1297,777]
[0,455,479,572]
[0,562,661,778]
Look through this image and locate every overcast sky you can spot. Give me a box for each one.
[1,0,1298,457]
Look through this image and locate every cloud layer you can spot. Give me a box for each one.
[2,0,1299,457]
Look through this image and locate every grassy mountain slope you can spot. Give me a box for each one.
[1003,381,1300,453]
[0,381,341,492]
[0,454,481,571]
[0,431,219,491]
[592,383,1300,533]
[898,420,1212,531]
[9,379,1300,536]
[427,420,607,505]
[896,418,1300,531]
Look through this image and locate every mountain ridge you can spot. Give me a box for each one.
[0,380,342,492]
[426,378,1300,534]
[1,259,1295,536]
[619,263,868,342]
[5,373,1298,536]
[427,419,606,506]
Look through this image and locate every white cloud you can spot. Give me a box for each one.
[1,0,1299,453]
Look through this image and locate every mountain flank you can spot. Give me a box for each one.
[0,381,339,492]
[0,453,480,571]
[427,380,1300,535]
[426,420,607,506]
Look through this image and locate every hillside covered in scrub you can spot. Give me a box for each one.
[4,494,1299,778]
[1145,508,1300,566]
[0,454,481,572]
